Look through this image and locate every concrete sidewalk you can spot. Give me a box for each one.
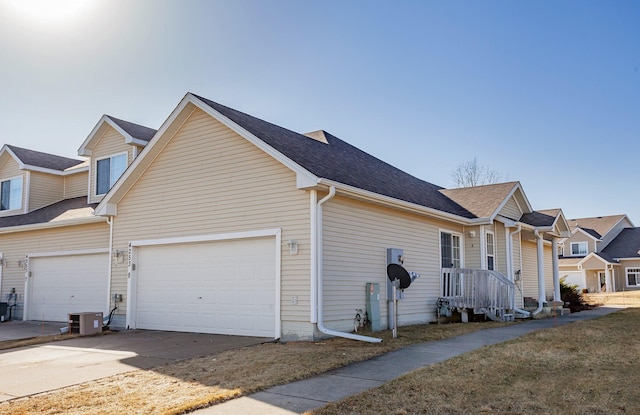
[193,306,623,415]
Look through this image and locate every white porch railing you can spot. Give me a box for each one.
[440,268,515,322]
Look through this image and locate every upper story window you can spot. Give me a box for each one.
[96,153,127,195]
[570,242,588,256]
[486,231,495,270]
[441,231,461,268]
[0,176,22,211]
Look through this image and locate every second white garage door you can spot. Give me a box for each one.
[28,252,109,322]
[133,237,277,337]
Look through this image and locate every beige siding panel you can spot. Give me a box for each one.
[493,222,507,275]
[617,260,640,291]
[28,172,64,211]
[565,233,596,255]
[64,171,89,199]
[544,244,553,299]
[89,126,134,204]
[0,156,26,217]
[581,255,607,270]
[521,241,539,300]
[464,226,481,269]
[0,222,109,319]
[323,196,464,332]
[110,109,311,338]
[512,233,523,308]
[498,197,522,221]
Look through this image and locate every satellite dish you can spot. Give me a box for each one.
[387,263,412,289]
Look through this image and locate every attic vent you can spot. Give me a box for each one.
[303,130,329,144]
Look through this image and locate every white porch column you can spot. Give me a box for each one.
[533,230,546,315]
[605,267,614,293]
[552,238,561,302]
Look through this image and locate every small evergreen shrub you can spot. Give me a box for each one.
[560,277,590,312]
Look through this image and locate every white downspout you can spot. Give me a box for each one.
[315,186,382,343]
[106,216,114,317]
[532,230,546,316]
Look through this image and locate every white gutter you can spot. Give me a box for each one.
[316,178,492,226]
[315,186,382,343]
[0,216,107,235]
[532,230,546,315]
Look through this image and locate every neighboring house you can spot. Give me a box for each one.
[0,93,570,341]
[559,215,640,293]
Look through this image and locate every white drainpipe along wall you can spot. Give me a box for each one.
[314,186,382,343]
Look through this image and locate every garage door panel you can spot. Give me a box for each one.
[29,253,108,322]
[135,237,276,337]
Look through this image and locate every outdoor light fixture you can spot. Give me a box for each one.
[287,240,298,255]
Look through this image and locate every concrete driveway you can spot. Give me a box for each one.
[0,325,271,402]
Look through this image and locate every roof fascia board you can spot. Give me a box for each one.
[78,115,136,157]
[318,178,488,226]
[574,227,601,241]
[615,257,640,261]
[487,183,519,221]
[577,252,613,267]
[94,97,200,216]
[19,164,88,176]
[0,216,107,235]
[189,94,318,187]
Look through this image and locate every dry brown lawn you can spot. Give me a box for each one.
[0,321,510,415]
[311,306,640,415]
[584,289,640,307]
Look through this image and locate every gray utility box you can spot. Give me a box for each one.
[69,312,103,335]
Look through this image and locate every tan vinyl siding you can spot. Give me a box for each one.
[512,232,523,308]
[28,172,64,211]
[0,222,109,319]
[616,260,640,291]
[109,109,311,338]
[64,171,89,198]
[498,197,522,220]
[493,222,507,275]
[464,226,481,268]
[581,255,607,270]
[89,126,134,204]
[323,196,464,332]
[521,240,539,300]
[565,233,596,255]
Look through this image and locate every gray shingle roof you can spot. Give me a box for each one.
[6,145,84,171]
[580,227,602,239]
[520,211,556,227]
[602,228,640,258]
[194,94,475,219]
[0,197,97,228]
[107,116,156,142]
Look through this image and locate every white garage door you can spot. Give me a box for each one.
[133,237,276,337]
[562,271,586,291]
[29,253,109,322]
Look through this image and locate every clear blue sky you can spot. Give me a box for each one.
[0,0,638,222]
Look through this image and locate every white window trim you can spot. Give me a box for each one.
[93,151,128,197]
[625,267,640,288]
[570,241,588,256]
[0,175,24,213]
[439,228,464,269]
[486,230,495,271]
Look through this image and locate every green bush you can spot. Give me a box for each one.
[560,277,590,312]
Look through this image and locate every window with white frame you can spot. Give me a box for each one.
[570,242,588,256]
[0,176,22,211]
[440,231,461,268]
[486,231,495,270]
[626,268,640,287]
[96,153,127,195]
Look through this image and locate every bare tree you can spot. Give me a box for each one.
[451,157,505,188]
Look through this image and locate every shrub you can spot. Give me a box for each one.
[560,277,590,312]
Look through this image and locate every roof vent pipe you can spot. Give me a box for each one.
[315,186,382,343]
